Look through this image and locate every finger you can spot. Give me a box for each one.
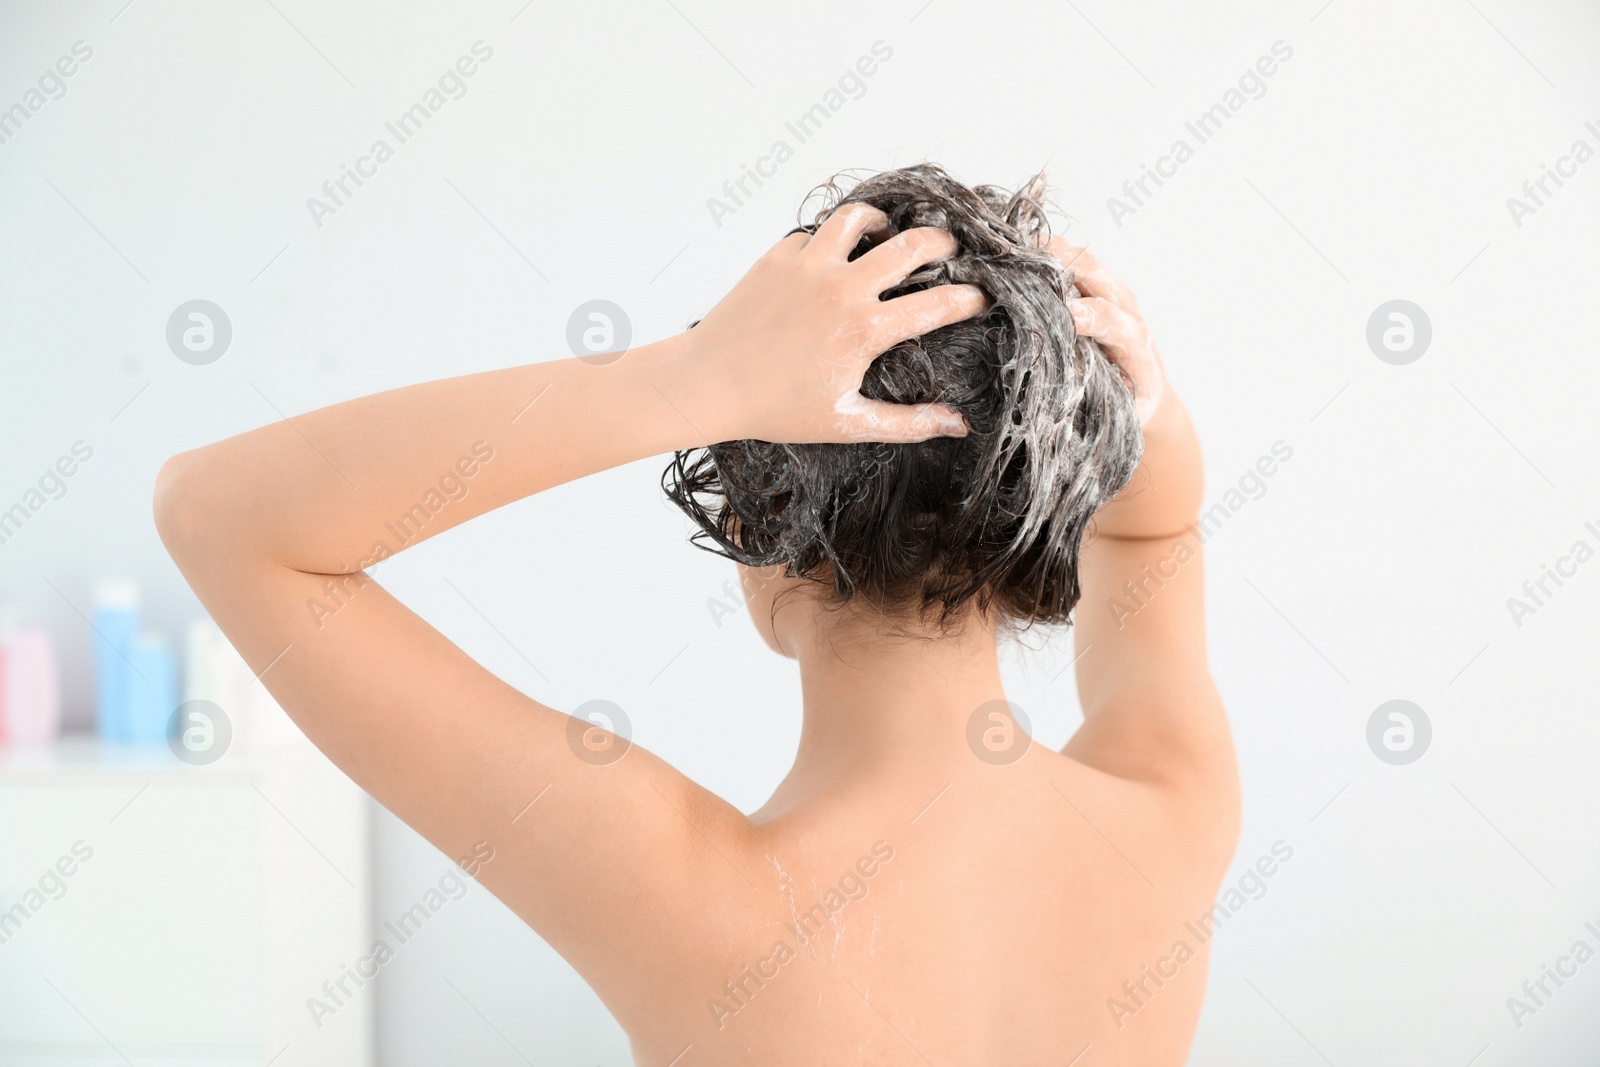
[1051,241,1141,310]
[757,230,811,268]
[1068,296,1147,357]
[811,202,892,260]
[1070,297,1164,424]
[870,283,989,350]
[1132,382,1164,427]
[775,229,811,254]
[852,226,958,293]
[1048,238,1101,279]
[834,393,969,444]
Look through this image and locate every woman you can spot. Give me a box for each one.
[155,164,1239,1066]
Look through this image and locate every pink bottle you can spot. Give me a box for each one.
[1,627,63,744]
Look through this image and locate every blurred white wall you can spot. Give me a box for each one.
[1,0,1598,1063]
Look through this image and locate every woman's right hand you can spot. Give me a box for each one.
[666,203,989,446]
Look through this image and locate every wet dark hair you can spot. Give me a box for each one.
[661,163,1143,633]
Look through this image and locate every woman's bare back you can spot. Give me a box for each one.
[621,738,1236,1067]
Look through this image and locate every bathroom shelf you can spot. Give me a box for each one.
[0,736,373,1067]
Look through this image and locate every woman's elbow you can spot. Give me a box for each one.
[152,449,211,558]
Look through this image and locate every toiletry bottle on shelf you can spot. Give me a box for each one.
[124,632,176,745]
[183,619,247,753]
[1,625,63,744]
[0,605,12,745]
[90,581,140,742]
[183,617,305,753]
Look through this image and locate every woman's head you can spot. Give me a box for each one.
[662,163,1143,642]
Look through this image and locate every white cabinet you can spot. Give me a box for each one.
[0,739,372,1066]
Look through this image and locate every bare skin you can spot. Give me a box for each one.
[154,204,1239,1066]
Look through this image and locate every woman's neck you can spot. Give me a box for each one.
[754,606,1008,821]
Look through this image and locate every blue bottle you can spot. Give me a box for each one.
[123,634,176,745]
[90,581,140,742]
